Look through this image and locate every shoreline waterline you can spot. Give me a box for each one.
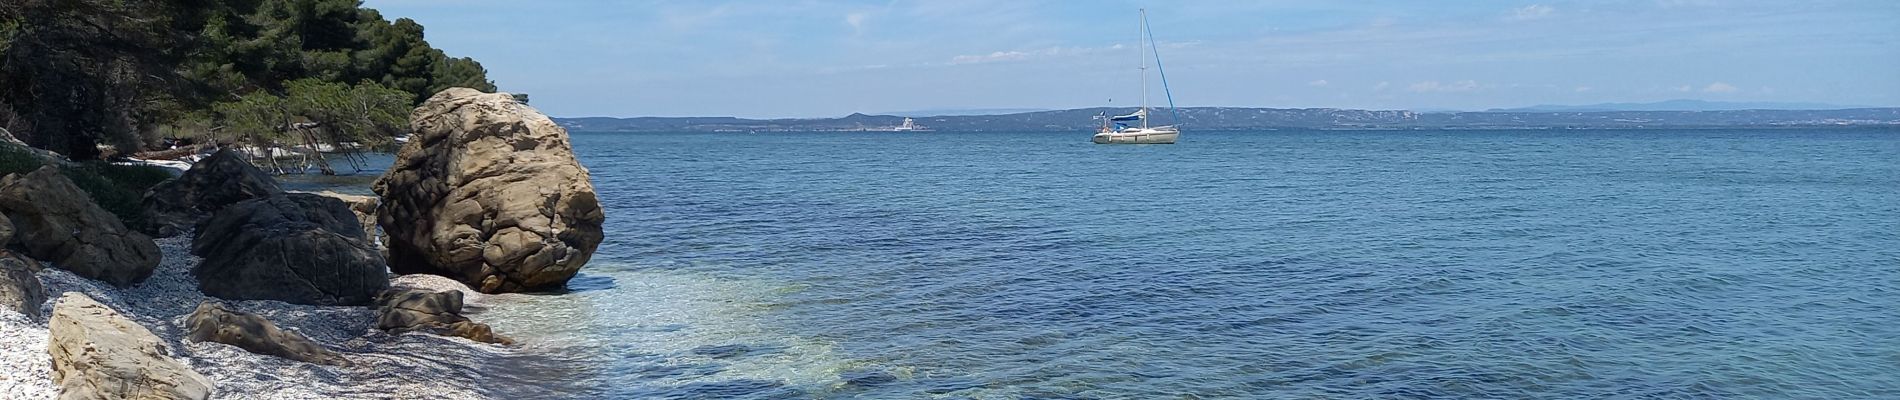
[0,235,593,399]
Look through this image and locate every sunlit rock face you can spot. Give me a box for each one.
[374,87,605,294]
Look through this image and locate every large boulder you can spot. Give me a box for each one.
[296,190,380,247]
[374,288,511,344]
[0,251,45,319]
[183,302,350,366]
[374,88,605,293]
[191,193,388,306]
[0,166,161,287]
[142,148,283,237]
[47,292,213,400]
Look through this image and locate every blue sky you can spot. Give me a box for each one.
[365,0,1898,118]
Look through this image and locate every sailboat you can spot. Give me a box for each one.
[1093,9,1179,145]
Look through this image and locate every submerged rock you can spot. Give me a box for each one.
[0,251,45,319]
[841,370,900,387]
[0,166,161,287]
[374,87,605,293]
[184,302,351,367]
[142,148,283,237]
[47,292,213,400]
[191,193,388,306]
[373,288,511,345]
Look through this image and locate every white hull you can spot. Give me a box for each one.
[1092,127,1178,144]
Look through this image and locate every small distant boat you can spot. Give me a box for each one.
[864,117,931,132]
[892,117,930,132]
[1092,9,1179,145]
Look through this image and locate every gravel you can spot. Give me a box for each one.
[0,234,528,399]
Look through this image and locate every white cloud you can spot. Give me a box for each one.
[1308,79,1330,87]
[1574,86,1593,92]
[1373,81,1391,91]
[1408,80,1480,92]
[1703,82,1739,93]
[951,51,1029,64]
[844,12,868,34]
[1674,85,1694,92]
[1507,4,1555,21]
[946,45,1118,65]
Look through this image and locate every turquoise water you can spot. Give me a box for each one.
[307,129,1900,398]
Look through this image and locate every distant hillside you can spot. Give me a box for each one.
[555,107,1900,132]
[876,108,1050,117]
[1489,100,1870,112]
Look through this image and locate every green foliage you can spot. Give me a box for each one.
[0,0,494,159]
[0,0,194,158]
[0,143,174,227]
[62,161,174,227]
[213,92,291,144]
[284,78,411,146]
[430,54,497,97]
[0,144,42,177]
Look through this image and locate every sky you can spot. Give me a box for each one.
[364,0,1899,118]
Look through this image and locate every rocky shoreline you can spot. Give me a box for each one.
[0,87,604,399]
[1,236,514,399]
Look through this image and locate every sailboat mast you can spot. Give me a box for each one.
[1139,9,1149,129]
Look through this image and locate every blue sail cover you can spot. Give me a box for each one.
[1109,109,1146,121]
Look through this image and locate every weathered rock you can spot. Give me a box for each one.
[1,130,65,162]
[374,87,605,293]
[191,193,388,306]
[142,148,283,237]
[47,292,213,400]
[373,288,511,344]
[0,251,46,319]
[0,209,13,245]
[0,127,21,147]
[184,302,350,366]
[296,190,380,247]
[0,166,161,287]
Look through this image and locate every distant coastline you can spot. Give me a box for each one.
[555,106,1900,133]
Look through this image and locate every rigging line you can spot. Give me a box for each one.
[1144,15,1180,127]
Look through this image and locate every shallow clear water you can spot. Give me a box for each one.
[334,129,1900,398]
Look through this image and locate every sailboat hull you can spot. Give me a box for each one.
[1092,128,1178,144]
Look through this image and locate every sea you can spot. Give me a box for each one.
[283,128,1900,399]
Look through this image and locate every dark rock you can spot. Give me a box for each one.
[47,292,213,400]
[0,166,160,287]
[373,288,511,344]
[841,370,900,387]
[0,210,12,245]
[0,127,22,147]
[0,251,46,319]
[297,191,380,248]
[691,344,752,359]
[375,88,605,293]
[142,148,283,237]
[184,302,350,366]
[191,193,388,306]
[0,130,63,162]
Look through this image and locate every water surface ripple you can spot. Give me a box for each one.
[460,129,1894,398]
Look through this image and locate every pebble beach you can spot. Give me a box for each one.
[0,235,521,399]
